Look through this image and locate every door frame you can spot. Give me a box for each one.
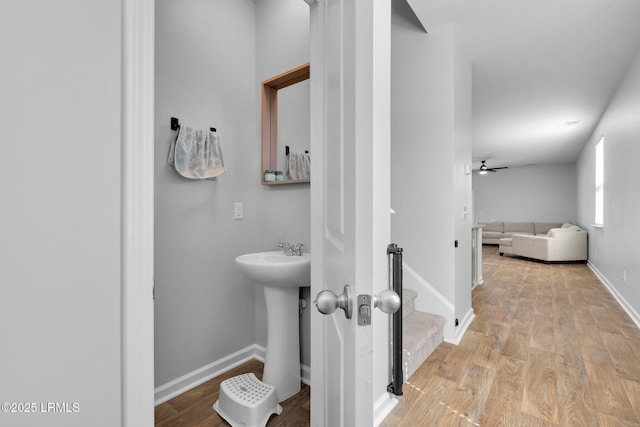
[121,0,155,425]
[120,0,395,425]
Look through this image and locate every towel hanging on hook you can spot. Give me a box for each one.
[168,117,225,179]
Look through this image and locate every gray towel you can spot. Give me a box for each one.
[168,126,226,179]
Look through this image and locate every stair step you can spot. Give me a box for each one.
[402,288,417,318]
[402,311,445,380]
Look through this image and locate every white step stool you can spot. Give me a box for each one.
[213,373,282,427]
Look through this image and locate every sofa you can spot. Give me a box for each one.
[480,221,563,244]
[480,221,588,262]
[508,225,588,262]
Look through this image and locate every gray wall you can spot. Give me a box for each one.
[391,0,472,320]
[452,33,473,321]
[0,2,123,426]
[473,163,578,224]
[577,48,640,315]
[154,0,311,387]
[254,0,311,368]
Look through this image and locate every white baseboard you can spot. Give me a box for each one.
[447,307,475,345]
[588,261,640,329]
[154,344,311,405]
[373,392,398,427]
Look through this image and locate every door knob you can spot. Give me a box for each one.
[315,284,353,319]
[373,289,401,314]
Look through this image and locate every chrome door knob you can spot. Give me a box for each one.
[315,285,353,319]
[373,289,401,314]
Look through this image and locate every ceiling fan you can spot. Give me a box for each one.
[477,160,508,175]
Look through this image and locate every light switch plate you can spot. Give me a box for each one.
[234,202,243,219]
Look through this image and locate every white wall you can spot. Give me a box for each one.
[391,0,472,337]
[473,163,577,224]
[0,2,123,426]
[577,48,640,319]
[154,0,311,388]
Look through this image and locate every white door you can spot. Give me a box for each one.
[308,0,392,426]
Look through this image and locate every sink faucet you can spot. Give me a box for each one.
[278,242,304,256]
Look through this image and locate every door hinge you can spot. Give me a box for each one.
[153,275,156,300]
[455,318,459,327]
[454,240,459,248]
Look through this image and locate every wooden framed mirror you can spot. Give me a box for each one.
[261,63,310,185]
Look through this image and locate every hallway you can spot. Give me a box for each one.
[382,245,640,426]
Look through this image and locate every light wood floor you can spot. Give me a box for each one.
[156,246,640,426]
[382,245,640,426]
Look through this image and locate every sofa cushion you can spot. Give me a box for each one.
[547,228,566,238]
[504,222,535,234]
[482,222,504,232]
[535,222,563,235]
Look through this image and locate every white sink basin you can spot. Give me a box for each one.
[235,251,310,287]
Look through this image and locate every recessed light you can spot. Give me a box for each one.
[564,120,580,127]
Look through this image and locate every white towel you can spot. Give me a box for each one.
[285,150,310,180]
[168,126,225,179]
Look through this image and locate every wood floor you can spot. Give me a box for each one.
[156,245,640,426]
[382,245,640,426]
[155,359,310,426]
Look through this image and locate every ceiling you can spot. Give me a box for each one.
[407,0,640,170]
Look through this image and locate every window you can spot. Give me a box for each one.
[595,136,604,225]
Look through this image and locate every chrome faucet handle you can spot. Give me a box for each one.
[292,243,304,256]
[278,242,293,255]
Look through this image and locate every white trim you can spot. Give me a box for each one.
[154,345,312,405]
[588,262,640,329]
[300,364,312,386]
[252,345,312,386]
[402,263,454,310]
[121,0,155,425]
[373,393,398,427]
[448,307,475,345]
[402,262,457,342]
[154,345,258,405]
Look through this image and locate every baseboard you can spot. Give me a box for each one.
[373,392,398,427]
[251,345,311,386]
[154,344,311,405]
[588,261,640,329]
[446,307,475,345]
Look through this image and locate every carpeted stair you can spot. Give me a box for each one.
[402,288,445,380]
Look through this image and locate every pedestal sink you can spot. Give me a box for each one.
[235,251,311,402]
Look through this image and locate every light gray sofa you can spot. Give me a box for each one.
[481,221,563,245]
[507,225,588,262]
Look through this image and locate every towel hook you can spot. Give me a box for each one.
[170,116,216,132]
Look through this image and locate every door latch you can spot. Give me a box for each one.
[357,295,372,325]
[357,290,401,326]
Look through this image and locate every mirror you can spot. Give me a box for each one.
[261,63,310,185]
